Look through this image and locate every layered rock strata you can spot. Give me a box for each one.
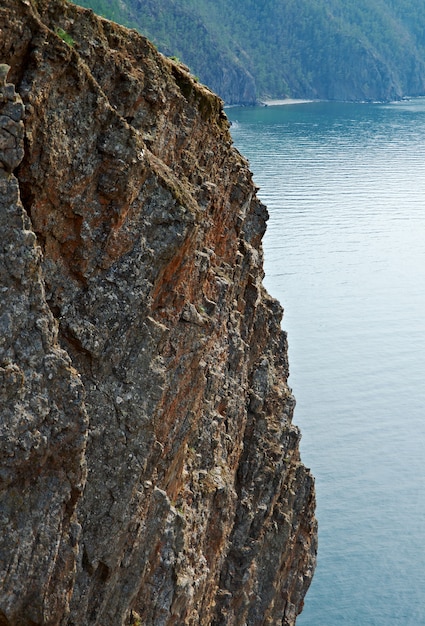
[0,1,317,624]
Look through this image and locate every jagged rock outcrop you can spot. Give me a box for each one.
[0,1,317,624]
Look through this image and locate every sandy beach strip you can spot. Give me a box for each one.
[260,98,316,106]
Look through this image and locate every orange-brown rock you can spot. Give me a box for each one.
[0,1,317,624]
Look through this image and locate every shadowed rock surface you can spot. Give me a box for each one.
[0,1,317,624]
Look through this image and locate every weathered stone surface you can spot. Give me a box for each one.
[0,68,25,172]
[0,71,88,625]
[0,1,317,624]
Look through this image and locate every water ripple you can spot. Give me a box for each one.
[228,99,425,626]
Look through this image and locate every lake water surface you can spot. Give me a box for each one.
[226,100,425,625]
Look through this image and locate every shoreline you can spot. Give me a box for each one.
[224,98,317,109]
[260,98,316,106]
[226,95,425,109]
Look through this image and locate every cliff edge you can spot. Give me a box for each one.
[0,1,317,624]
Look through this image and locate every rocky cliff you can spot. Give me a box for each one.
[0,1,317,624]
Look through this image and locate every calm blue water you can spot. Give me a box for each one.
[227,100,425,626]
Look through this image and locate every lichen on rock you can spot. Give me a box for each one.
[0,1,317,624]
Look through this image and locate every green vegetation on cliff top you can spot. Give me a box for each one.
[73,0,425,104]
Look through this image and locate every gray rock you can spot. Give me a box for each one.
[0,64,10,86]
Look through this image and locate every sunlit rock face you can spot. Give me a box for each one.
[0,1,317,624]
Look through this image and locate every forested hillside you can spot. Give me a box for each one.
[73,0,425,103]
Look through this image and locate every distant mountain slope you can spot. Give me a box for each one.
[73,0,425,104]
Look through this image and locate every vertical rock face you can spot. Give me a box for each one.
[0,1,317,624]
[0,64,88,624]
